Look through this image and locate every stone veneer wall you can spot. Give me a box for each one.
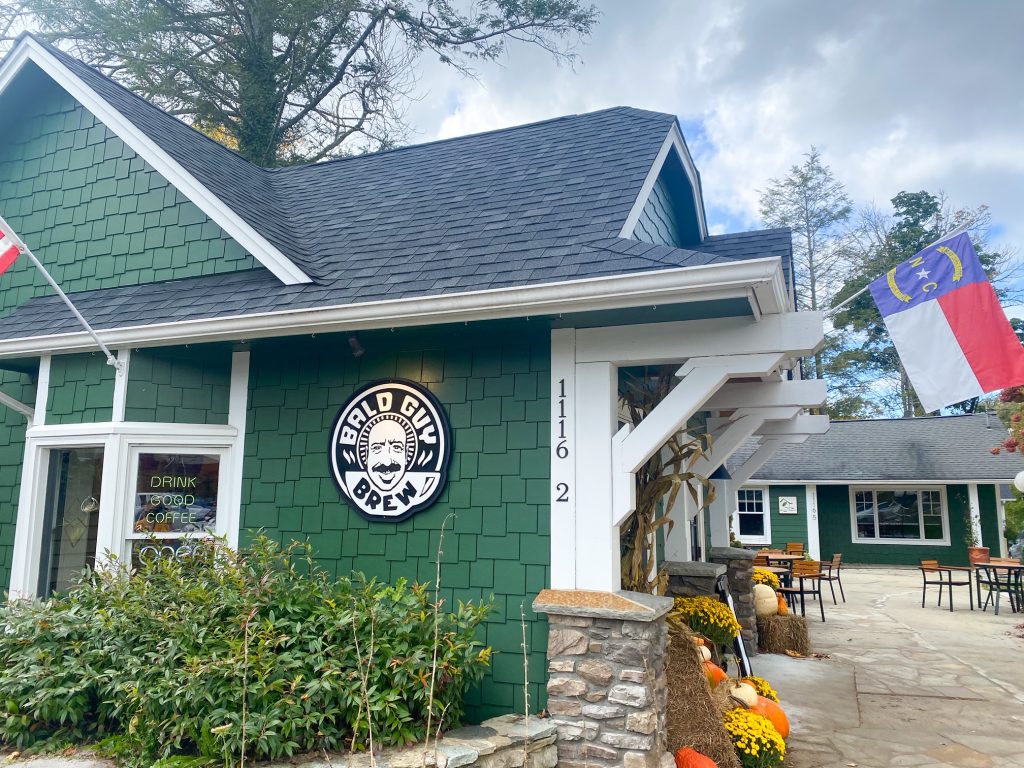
[534,591,673,768]
[709,547,756,653]
[664,560,726,599]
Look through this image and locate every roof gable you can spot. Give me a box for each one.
[0,63,261,318]
[0,35,311,285]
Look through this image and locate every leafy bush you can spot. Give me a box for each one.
[0,536,492,766]
[670,596,742,647]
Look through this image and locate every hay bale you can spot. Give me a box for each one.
[666,626,740,768]
[756,614,810,655]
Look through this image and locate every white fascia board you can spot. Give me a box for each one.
[0,38,311,286]
[0,256,790,359]
[619,122,708,241]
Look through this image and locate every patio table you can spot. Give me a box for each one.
[764,553,803,567]
[974,561,1024,615]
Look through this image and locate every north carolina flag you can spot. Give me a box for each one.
[0,224,20,275]
[869,232,1024,413]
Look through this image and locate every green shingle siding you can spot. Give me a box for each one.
[47,352,115,424]
[817,484,981,566]
[634,173,685,247]
[0,63,259,321]
[0,369,37,593]
[978,484,1001,553]
[767,485,807,549]
[240,327,551,721]
[125,345,231,424]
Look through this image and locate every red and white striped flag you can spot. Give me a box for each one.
[0,223,22,275]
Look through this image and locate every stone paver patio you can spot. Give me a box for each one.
[756,567,1024,768]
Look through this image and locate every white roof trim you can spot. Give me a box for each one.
[619,122,708,242]
[0,256,788,357]
[0,37,312,286]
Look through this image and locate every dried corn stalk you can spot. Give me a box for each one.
[619,366,716,594]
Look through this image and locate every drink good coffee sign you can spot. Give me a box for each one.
[329,379,452,522]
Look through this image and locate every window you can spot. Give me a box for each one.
[127,451,223,568]
[735,487,771,545]
[851,487,948,544]
[38,447,104,595]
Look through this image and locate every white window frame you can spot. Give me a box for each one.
[734,485,772,545]
[7,350,249,598]
[848,485,950,546]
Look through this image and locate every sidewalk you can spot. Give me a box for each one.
[756,567,1024,767]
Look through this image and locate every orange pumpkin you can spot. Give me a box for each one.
[702,660,728,687]
[776,593,789,615]
[750,695,790,739]
[674,747,717,768]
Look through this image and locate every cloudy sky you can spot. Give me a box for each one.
[404,1,1024,267]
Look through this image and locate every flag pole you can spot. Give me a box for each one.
[824,221,976,319]
[0,215,122,372]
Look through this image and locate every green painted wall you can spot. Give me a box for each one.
[125,345,231,424]
[978,484,1001,553]
[0,62,260,321]
[0,368,37,593]
[817,484,976,566]
[47,352,114,424]
[766,485,807,549]
[240,326,551,722]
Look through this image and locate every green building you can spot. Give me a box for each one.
[730,414,1022,566]
[0,34,827,719]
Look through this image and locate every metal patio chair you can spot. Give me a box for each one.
[777,560,826,622]
[785,542,804,555]
[819,553,845,604]
[975,563,1022,616]
[919,559,973,612]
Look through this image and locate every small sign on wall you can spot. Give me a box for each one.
[778,496,799,515]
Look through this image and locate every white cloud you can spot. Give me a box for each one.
[404,0,1024,253]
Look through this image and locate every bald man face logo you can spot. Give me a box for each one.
[367,419,408,491]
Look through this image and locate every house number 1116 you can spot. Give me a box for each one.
[555,377,570,503]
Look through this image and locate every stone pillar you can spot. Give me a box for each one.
[664,561,726,599]
[533,590,673,768]
[709,546,756,653]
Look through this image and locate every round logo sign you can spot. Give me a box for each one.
[329,379,452,522]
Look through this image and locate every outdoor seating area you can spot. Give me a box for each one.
[752,546,846,623]
[918,557,1024,615]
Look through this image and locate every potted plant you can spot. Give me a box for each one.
[964,509,989,565]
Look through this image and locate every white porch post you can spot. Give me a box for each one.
[575,361,620,591]
[806,484,820,559]
[709,478,734,548]
[968,483,983,547]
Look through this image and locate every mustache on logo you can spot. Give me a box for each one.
[372,461,402,474]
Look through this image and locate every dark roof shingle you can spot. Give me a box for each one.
[729,414,1023,483]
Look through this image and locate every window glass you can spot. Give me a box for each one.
[855,491,876,539]
[921,490,944,540]
[877,490,921,539]
[130,538,207,569]
[736,489,767,538]
[39,447,104,596]
[132,453,220,534]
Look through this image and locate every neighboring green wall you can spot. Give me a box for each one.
[0,63,259,320]
[767,485,807,549]
[240,326,551,722]
[978,484,1001,554]
[818,484,975,566]
[47,352,114,424]
[0,368,37,593]
[125,345,231,424]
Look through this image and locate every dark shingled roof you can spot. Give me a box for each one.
[729,414,1024,483]
[0,35,794,338]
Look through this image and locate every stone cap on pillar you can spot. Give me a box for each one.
[532,589,673,622]
[664,560,727,578]
[710,546,756,560]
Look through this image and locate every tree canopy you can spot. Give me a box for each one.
[11,0,598,165]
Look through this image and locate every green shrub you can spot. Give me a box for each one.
[0,536,492,766]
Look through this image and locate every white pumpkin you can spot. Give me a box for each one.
[727,681,759,708]
[697,645,712,663]
[754,583,779,617]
